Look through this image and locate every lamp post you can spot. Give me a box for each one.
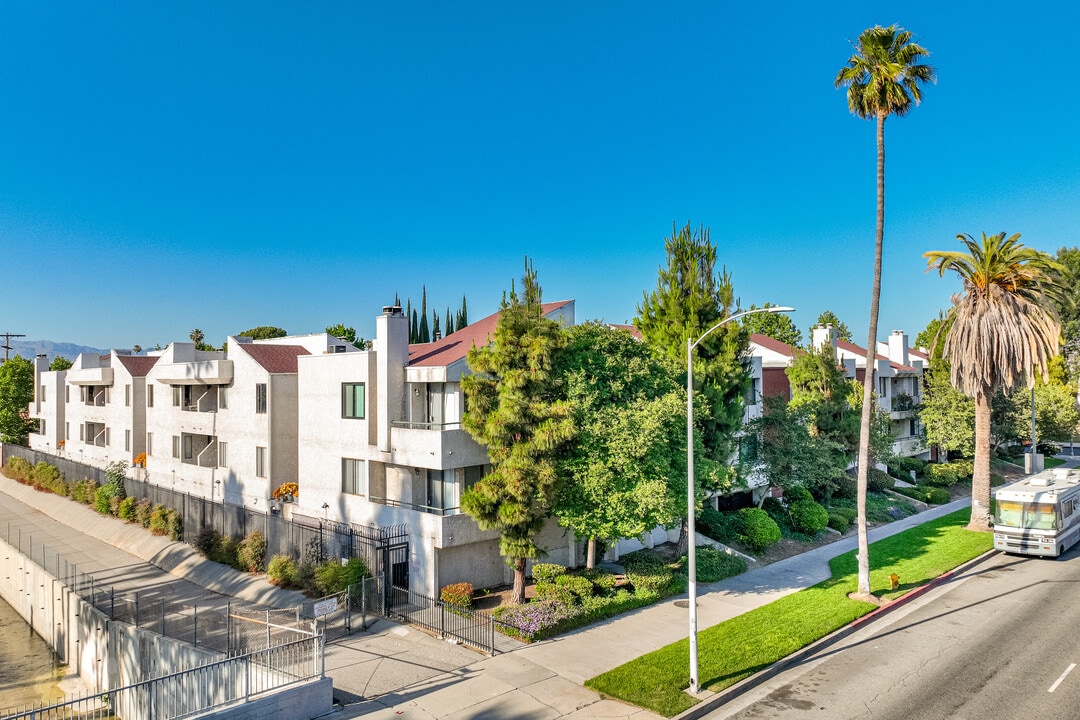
[686,305,793,695]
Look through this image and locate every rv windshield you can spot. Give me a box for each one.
[995,500,1060,530]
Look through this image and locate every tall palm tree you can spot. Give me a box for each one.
[835,25,933,598]
[925,233,1066,530]
[189,328,204,346]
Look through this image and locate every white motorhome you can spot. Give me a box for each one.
[993,467,1080,557]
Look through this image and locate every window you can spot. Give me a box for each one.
[125,384,131,406]
[256,446,267,477]
[218,441,228,468]
[172,435,181,458]
[342,458,367,495]
[172,386,183,407]
[878,377,888,397]
[79,424,84,441]
[105,387,110,404]
[40,385,46,402]
[146,432,153,456]
[147,385,154,407]
[255,384,267,414]
[427,468,457,512]
[218,387,228,410]
[65,422,69,440]
[105,427,110,446]
[182,435,193,460]
[65,386,70,403]
[39,419,46,435]
[342,383,365,419]
[125,429,131,452]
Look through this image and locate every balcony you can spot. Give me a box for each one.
[890,392,919,419]
[181,387,218,413]
[67,367,114,386]
[179,433,217,468]
[154,360,233,385]
[389,421,488,468]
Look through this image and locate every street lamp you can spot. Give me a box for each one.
[686,305,793,695]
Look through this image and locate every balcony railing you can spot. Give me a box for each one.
[369,495,461,516]
[391,420,463,431]
[891,393,919,412]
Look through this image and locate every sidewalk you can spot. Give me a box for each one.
[0,466,1028,720]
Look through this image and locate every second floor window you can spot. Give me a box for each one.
[342,383,365,419]
[256,446,267,477]
[255,384,267,414]
[147,385,154,407]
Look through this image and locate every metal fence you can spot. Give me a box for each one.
[2,521,314,658]
[1,445,410,596]
[0,634,324,720]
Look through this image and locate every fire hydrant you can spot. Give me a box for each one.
[889,572,900,591]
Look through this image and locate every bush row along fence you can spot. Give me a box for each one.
[0,444,411,598]
[0,446,523,656]
[1,634,324,720]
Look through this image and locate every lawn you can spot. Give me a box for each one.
[585,508,994,717]
[1043,456,1066,469]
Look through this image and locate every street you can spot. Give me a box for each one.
[710,548,1080,720]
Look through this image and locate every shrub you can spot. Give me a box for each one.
[117,496,136,521]
[555,574,595,602]
[789,500,830,534]
[165,509,183,541]
[94,485,114,515]
[623,551,678,596]
[784,485,814,504]
[833,473,857,500]
[310,557,370,595]
[698,507,741,544]
[267,555,298,587]
[536,582,575,605]
[867,468,894,494]
[900,456,927,474]
[194,527,221,556]
[894,485,951,505]
[925,463,959,487]
[531,563,567,584]
[492,600,576,642]
[694,546,747,582]
[237,530,268,573]
[737,507,781,551]
[134,498,152,527]
[831,505,858,522]
[109,495,123,516]
[4,456,32,482]
[581,568,618,593]
[440,582,474,609]
[148,504,168,535]
[991,471,1006,487]
[30,462,65,494]
[827,512,850,533]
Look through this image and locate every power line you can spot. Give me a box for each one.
[1,332,26,362]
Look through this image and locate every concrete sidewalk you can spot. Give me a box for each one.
[0,464,1034,720]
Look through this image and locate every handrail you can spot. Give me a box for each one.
[391,420,462,431]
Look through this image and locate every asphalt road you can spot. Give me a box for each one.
[710,548,1080,720]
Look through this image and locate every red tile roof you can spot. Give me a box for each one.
[409,300,574,368]
[750,333,799,357]
[837,340,919,372]
[115,355,160,377]
[239,344,310,373]
[608,324,643,340]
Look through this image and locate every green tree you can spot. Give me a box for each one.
[0,355,36,444]
[132,344,142,355]
[787,343,860,454]
[189,328,204,346]
[461,260,575,604]
[836,23,933,596]
[812,310,853,342]
[239,326,287,340]
[410,308,419,344]
[445,308,454,336]
[49,356,73,371]
[915,311,952,358]
[743,303,803,347]
[418,286,430,343]
[925,232,1066,530]
[1054,246,1080,380]
[634,222,750,554]
[994,380,1080,448]
[325,323,366,349]
[552,322,686,568]
[432,312,441,340]
[458,295,469,329]
[748,396,848,501]
[919,365,976,457]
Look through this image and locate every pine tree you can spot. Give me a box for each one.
[411,309,419,344]
[459,295,469,328]
[461,259,575,604]
[445,307,454,336]
[432,313,441,341]
[419,286,430,343]
[634,222,751,553]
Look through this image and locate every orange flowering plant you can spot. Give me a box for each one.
[272,482,299,499]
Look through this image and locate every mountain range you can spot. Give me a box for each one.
[4,340,108,362]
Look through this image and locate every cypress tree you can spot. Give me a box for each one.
[419,286,430,343]
[459,295,469,328]
[433,313,441,341]
[461,259,575,604]
[445,307,454,336]
[411,309,419,344]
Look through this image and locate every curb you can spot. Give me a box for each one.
[673,548,1001,720]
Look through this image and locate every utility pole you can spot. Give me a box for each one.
[1,332,26,362]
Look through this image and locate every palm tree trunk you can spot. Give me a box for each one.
[969,389,994,531]
[855,111,887,598]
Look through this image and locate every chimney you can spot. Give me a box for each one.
[887,330,909,366]
[812,324,838,352]
[375,304,409,452]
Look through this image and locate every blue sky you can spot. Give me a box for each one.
[3,3,1079,351]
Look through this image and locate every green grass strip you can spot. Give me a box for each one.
[585,509,993,717]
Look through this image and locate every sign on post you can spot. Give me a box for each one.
[313,598,338,617]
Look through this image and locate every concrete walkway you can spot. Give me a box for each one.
[0,463,1045,719]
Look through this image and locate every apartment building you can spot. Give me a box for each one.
[29,351,159,465]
